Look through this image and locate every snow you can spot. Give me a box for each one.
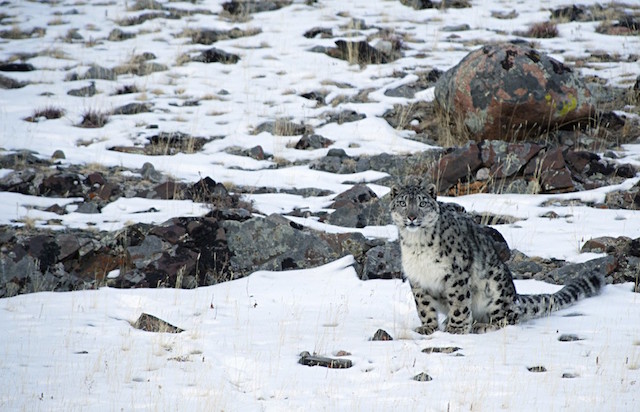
[1,0,640,410]
[1,257,638,411]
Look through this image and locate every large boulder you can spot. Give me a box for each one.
[434,43,595,141]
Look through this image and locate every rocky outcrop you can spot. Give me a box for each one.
[429,140,637,194]
[434,43,595,141]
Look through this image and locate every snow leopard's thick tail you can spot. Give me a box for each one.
[516,272,605,322]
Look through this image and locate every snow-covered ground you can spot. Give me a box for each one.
[1,0,640,410]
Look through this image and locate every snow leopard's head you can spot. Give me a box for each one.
[389,177,439,232]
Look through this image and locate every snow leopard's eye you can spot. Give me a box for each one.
[398,200,407,207]
[419,201,427,207]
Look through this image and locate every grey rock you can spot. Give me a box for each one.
[412,372,433,381]
[132,313,183,333]
[127,235,166,269]
[112,103,153,115]
[371,329,393,341]
[0,74,27,89]
[75,202,100,214]
[298,351,353,368]
[223,215,336,273]
[361,243,403,280]
[546,255,616,284]
[192,48,240,64]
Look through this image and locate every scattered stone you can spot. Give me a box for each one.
[253,119,310,136]
[298,351,353,368]
[546,255,617,285]
[384,69,443,98]
[67,65,117,81]
[371,329,393,341]
[222,0,292,16]
[191,47,239,64]
[412,372,433,382]
[303,27,332,39]
[581,236,632,255]
[107,28,136,41]
[558,334,583,342]
[0,63,35,72]
[67,82,96,97]
[422,347,461,354]
[295,134,334,150]
[562,372,579,379]
[442,24,471,32]
[434,43,595,141]
[112,103,153,115]
[132,313,184,333]
[186,27,261,45]
[361,243,403,280]
[323,109,366,125]
[333,40,395,65]
[527,366,547,372]
[51,150,66,160]
[400,0,470,10]
[0,74,27,89]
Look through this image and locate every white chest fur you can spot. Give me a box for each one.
[399,228,448,295]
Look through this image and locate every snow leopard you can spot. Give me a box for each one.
[389,177,604,334]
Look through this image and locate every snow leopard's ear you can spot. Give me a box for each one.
[390,185,399,199]
[424,183,437,200]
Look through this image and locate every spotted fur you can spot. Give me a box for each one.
[390,178,604,334]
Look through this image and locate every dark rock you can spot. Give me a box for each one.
[300,90,327,105]
[434,43,595,141]
[247,145,264,160]
[192,47,240,64]
[73,65,117,81]
[222,0,292,15]
[361,243,403,280]
[400,0,470,9]
[140,162,163,182]
[303,27,332,38]
[431,142,482,192]
[527,366,547,373]
[371,329,393,341]
[189,27,261,45]
[551,5,586,21]
[323,110,366,124]
[107,28,136,41]
[149,181,188,200]
[0,74,27,89]
[132,313,183,333]
[128,235,166,269]
[0,63,36,72]
[253,120,310,136]
[39,173,83,197]
[332,40,393,65]
[327,185,386,228]
[422,347,461,354]
[146,131,210,155]
[295,134,333,150]
[558,334,583,342]
[298,351,353,368]
[581,236,633,255]
[480,140,543,178]
[442,24,470,32]
[546,255,617,285]
[412,372,433,382]
[75,202,101,214]
[112,103,153,115]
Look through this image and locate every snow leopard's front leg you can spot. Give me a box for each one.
[443,275,473,334]
[410,282,439,335]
